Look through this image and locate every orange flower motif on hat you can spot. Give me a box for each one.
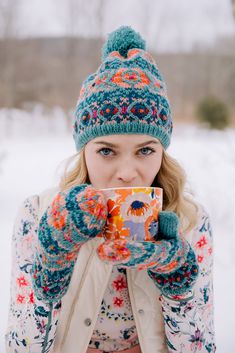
[128,101,151,119]
[99,102,120,121]
[94,73,109,86]
[109,51,124,60]
[110,68,150,88]
[120,192,153,223]
[80,108,93,127]
[127,48,143,58]
[127,48,156,65]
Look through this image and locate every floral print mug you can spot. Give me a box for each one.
[100,187,163,242]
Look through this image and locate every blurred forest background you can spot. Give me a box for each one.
[0,0,235,129]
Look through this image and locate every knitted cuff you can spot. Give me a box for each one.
[147,247,199,297]
[158,211,179,239]
[31,252,75,302]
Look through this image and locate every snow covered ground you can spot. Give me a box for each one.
[0,108,234,353]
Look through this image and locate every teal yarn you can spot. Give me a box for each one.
[102,26,146,60]
[148,211,199,298]
[158,211,179,239]
[31,184,108,302]
[148,248,199,297]
[74,122,171,153]
[73,26,173,151]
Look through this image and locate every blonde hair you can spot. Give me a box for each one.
[59,149,198,234]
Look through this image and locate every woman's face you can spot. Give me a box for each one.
[84,134,163,189]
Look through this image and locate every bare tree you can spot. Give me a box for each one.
[0,149,7,174]
[0,0,21,136]
[0,0,18,104]
[0,0,20,38]
[232,0,235,19]
[95,0,106,38]
[57,0,93,129]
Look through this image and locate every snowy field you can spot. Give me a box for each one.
[0,108,234,353]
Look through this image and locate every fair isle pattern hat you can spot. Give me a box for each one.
[73,26,173,151]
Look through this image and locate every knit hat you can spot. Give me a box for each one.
[73,26,173,151]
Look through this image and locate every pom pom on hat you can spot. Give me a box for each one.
[102,26,146,60]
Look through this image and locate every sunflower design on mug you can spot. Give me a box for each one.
[100,187,162,242]
[121,193,152,221]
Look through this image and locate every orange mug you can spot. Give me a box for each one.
[99,186,163,242]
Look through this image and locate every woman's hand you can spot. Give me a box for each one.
[32,184,108,302]
[97,211,199,298]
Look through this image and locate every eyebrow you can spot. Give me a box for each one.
[93,140,159,148]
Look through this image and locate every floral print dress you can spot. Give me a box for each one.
[89,267,139,351]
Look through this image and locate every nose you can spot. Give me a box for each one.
[116,161,138,185]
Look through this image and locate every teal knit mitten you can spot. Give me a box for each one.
[32,184,108,302]
[97,211,199,299]
[147,211,199,299]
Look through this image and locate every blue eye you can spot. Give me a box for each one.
[139,147,155,155]
[97,148,113,156]
[97,147,155,157]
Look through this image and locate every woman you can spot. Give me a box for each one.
[5,26,216,353]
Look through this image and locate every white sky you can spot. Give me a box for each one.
[5,0,235,52]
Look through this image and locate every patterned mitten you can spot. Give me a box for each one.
[147,211,199,299]
[97,211,199,299]
[32,184,108,302]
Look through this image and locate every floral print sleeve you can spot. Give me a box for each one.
[5,196,61,353]
[159,206,216,352]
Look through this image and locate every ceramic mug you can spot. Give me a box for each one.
[99,186,163,242]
